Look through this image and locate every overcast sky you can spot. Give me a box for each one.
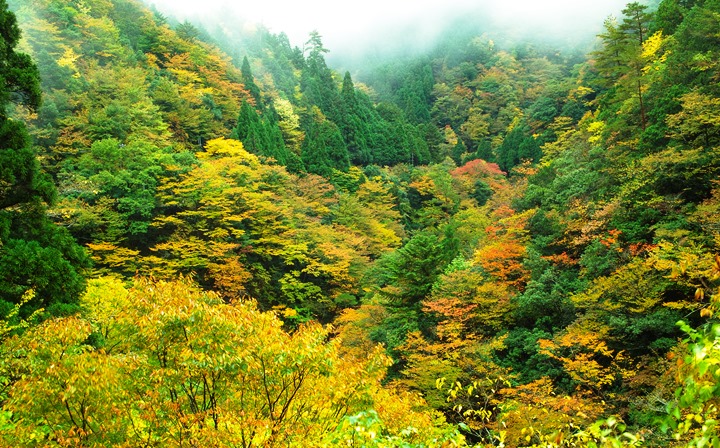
[146,0,631,58]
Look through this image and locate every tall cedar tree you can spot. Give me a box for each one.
[234,59,291,164]
[240,56,263,111]
[340,72,372,165]
[0,0,88,315]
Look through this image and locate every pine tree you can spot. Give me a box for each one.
[620,2,653,45]
[593,17,628,86]
[620,2,653,130]
[593,4,653,132]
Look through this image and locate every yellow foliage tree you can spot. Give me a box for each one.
[0,277,463,447]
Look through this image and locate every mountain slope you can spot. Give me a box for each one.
[2,0,720,445]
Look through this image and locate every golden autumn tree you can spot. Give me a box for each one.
[149,138,372,320]
[149,137,261,298]
[332,177,404,258]
[0,276,464,447]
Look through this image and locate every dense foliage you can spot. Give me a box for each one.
[0,0,719,445]
[0,0,89,316]
[0,277,462,446]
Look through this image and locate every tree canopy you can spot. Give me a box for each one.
[2,0,720,445]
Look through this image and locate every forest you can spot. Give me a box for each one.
[0,0,719,445]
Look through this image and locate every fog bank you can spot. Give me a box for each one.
[147,0,633,65]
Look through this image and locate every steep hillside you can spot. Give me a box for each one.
[0,0,719,445]
[340,0,720,445]
[7,0,415,319]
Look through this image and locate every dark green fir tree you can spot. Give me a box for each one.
[240,56,263,111]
